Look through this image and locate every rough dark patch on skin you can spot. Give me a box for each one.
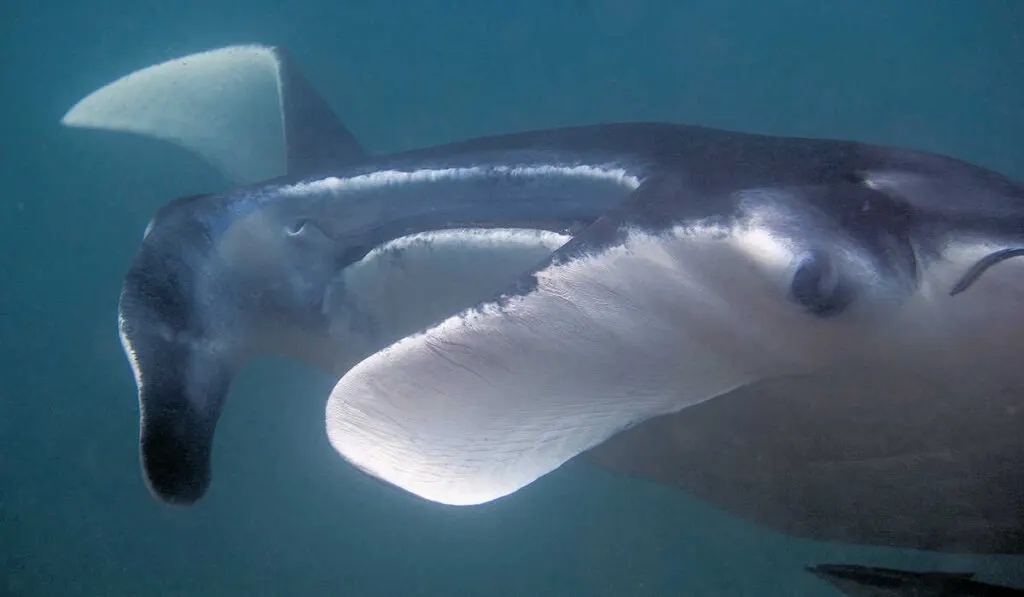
[950,247,1024,296]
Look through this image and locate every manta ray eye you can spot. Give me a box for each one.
[790,249,853,316]
[285,219,309,236]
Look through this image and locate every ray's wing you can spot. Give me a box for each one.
[62,44,365,183]
[323,176,834,505]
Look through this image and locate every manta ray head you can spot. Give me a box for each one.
[118,189,349,504]
[317,153,1024,512]
[716,149,1024,369]
[767,162,1024,401]
[837,152,1024,382]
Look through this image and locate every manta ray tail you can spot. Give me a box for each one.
[61,44,366,183]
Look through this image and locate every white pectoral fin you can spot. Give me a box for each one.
[61,44,365,184]
[324,284,688,506]
[322,182,817,505]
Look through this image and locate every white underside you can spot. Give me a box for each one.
[61,45,287,184]
[323,217,1024,506]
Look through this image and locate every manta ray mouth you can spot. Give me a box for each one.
[949,247,1024,296]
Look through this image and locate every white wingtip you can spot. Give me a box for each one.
[61,44,287,184]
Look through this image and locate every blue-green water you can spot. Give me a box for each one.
[2,1,1023,595]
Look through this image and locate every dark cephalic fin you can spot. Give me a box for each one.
[117,197,239,504]
[120,319,233,505]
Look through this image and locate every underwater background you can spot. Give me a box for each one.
[1,0,1023,595]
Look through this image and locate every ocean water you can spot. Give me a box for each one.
[1,0,1023,595]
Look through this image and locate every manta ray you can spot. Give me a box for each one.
[62,45,1024,556]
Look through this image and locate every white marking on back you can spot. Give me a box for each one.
[281,165,642,198]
